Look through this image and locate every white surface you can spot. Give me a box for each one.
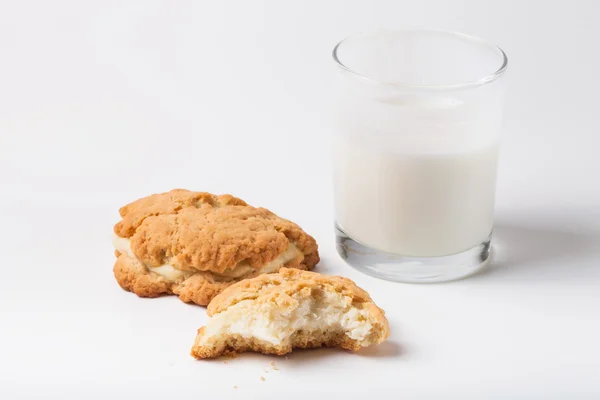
[1,1,599,399]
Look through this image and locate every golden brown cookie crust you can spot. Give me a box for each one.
[207,267,374,315]
[191,268,390,358]
[114,253,237,305]
[112,189,319,305]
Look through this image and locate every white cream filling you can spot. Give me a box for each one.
[112,234,302,281]
[228,243,302,278]
[112,234,189,281]
[200,291,373,346]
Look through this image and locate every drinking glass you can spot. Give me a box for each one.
[332,29,508,282]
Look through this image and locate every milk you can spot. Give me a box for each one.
[333,95,501,257]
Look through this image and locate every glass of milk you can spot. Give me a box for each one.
[332,29,507,282]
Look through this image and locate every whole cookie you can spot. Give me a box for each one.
[112,189,319,305]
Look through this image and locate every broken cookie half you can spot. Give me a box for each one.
[112,189,319,306]
[191,268,390,358]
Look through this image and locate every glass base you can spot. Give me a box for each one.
[335,223,491,283]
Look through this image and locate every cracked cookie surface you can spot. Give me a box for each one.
[112,189,319,305]
[191,268,390,358]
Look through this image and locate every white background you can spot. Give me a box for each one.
[1,1,599,399]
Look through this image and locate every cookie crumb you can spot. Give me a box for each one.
[233,386,237,389]
[223,360,228,364]
[285,356,289,360]
[260,376,265,381]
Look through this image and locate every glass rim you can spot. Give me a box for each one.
[332,28,508,91]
